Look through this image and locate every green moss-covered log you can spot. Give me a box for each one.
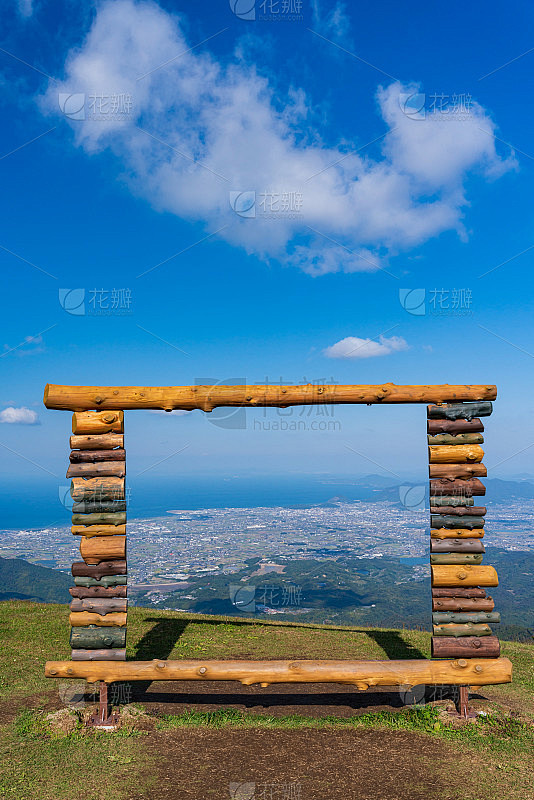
[427,433,484,445]
[433,622,492,637]
[71,512,127,526]
[74,575,127,588]
[69,626,126,648]
[432,611,500,624]
[72,501,127,514]
[430,553,484,565]
[427,402,493,421]
[431,515,485,529]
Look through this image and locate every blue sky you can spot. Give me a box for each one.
[1,0,534,485]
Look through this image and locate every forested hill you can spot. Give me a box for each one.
[0,556,71,603]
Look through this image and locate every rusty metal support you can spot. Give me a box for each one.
[87,681,119,728]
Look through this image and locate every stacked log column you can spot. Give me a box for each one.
[427,402,501,659]
[67,411,127,661]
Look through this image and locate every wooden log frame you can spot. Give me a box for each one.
[43,384,511,695]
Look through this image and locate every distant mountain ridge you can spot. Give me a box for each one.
[0,556,71,603]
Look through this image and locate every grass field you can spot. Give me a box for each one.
[1,601,533,799]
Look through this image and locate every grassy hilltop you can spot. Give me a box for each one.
[1,601,534,800]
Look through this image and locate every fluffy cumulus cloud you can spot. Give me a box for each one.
[0,406,39,424]
[42,0,516,275]
[323,334,409,359]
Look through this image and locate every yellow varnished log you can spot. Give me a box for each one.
[431,528,484,539]
[72,524,126,537]
[44,657,512,686]
[429,445,484,464]
[70,477,124,502]
[70,433,124,450]
[431,564,498,587]
[80,535,126,564]
[43,384,497,412]
[72,411,124,434]
[69,611,127,627]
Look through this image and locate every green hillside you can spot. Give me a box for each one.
[0,557,71,604]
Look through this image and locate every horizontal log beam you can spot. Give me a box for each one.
[71,560,127,578]
[431,528,484,539]
[431,636,500,658]
[69,627,126,648]
[69,611,127,627]
[432,597,494,612]
[44,384,497,412]
[69,586,127,599]
[432,587,487,598]
[70,434,124,450]
[74,575,127,588]
[430,478,486,496]
[427,433,484,445]
[67,463,126,478]
[44,657,512,687]
[431,565,498,587]
[70,477,124,502]
[430,554,484,565]
[428,445,484,464]
[429,464,487,479]
[79,536,126,565]
[427,402,493,421]
[70,449,125,463]
[71,649,126,661]
[433,623,492,637]
[71,411,124,434]
[430,496,475,507]
[431,539,484,553]
[72,501,126,514]
[72,524,126,536]
[430,505,486,516]
[433,611,499,624]
[72,512,127,526]
[427,418,484,434]
[70,598,127,614]
[431,515,485,529]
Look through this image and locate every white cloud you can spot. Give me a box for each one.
[311,1,352,45]
[41,0,516,275]
[17,0,33,18]
[0,406,39,424]
[323,334,409,359]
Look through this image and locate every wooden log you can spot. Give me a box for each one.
[427,433,484,445]
[427,402,493,421]
[430,505,486,516]
[80,536,126,565]
[70,477,125,502]
[430,478,485,496]
[71,411,124,434]
[433,611,500,624]
[70,449,126,463]
[428,444,484,463]
[428,418,485,435]
[67,462,126,478]
[72,560,127,578]
[432,597,494,612]
[431,636,500,658]
[44,656,512,687]
[431,528,484,539]
[71,512,127,526]
[72,501,126,514]
[44,383,497,411]
[72,524,126,536]
[431,539,485,554]
[74,575,127,588]
[71,649,126,661]
[429,464,487,479]
[70,434,124,450]
[432,587,487,598]
[431,565,498,587]
[70,598,127,614]
[69,626,126,648]
[430,495,475,507]
[69,586,127,599]
[433,623,492,637]
[431,515,485,529]
[430,554,484,565]
[69,611,127,627]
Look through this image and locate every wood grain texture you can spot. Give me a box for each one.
[71,560,127,578]
[432,587,487,598]
[71,649,126,661]
[72,524,126,536]
[431,636,500,658]
[433,623,492,637]
[427,402,493,421]
[70,449,125,463]
[430,505,486,516]
[427,418,484,435]
[71,411,124,434]
[44,383,497,411]
[431,564,498,587]
[69,627,126,648]
[432,597,494,612]
[431,515,485,529]
[70,477,124,502]
[70,434,124,450]
[69,611,127,627]
[70,598,127,614]
[427,433,484,445]
[69,586,127,599]
[429,464,487,479]
[67,462,126,478]
[431,528,484,539]
[80,535,126,564]
[428,444,484,463]
[430,496,475,507]
[74,575,127,588]
[430,554,484,565]
[433,611,500,624]
[44,657,512,687]
[71,512,127,526]
[431,539,485,553]
[72,501,126,514]
[430,478,486,496]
